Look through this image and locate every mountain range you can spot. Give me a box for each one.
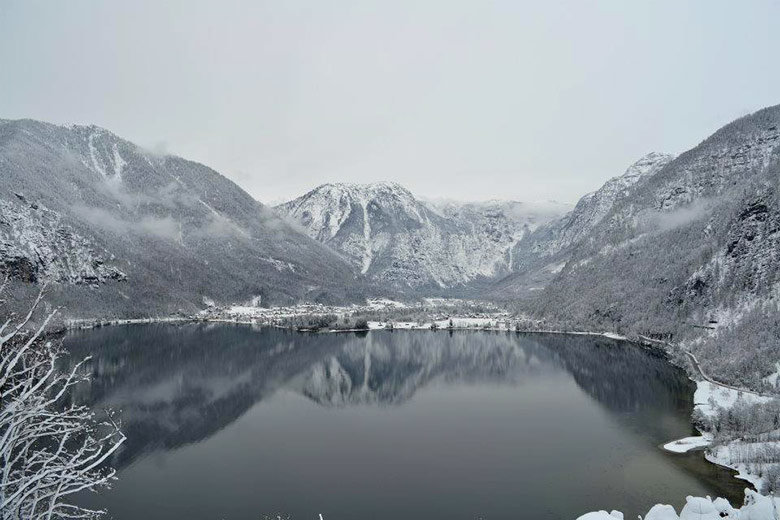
[2,105,780,389]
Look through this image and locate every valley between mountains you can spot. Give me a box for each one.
[3,107,780,398]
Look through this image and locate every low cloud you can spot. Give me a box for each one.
[97,178,191,211]
[73,205,181,241]
[272,207,313,237]
[139,140,172,158]
[137,215,180,240]
[640,200,712,233]
[190,213,250,240]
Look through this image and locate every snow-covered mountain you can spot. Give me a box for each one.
[500,105,780,390]
[504,152,674,268]
[276,182,570,291]
[5,102,780,394]
[0,119,361,318]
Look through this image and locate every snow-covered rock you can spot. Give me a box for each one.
[643,504,680,520]
[712,497,738,518]
[740,489,780,520]
[583,489,780,520]
[512,152,674,261]
[0,196,125,285]
[679,496,720,520]
[577,511,624,520]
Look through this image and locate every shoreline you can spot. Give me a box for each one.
[64,313,634,339]
[63,310,774,498]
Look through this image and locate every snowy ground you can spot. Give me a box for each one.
[694,380,773,419]
[662,435,712,454]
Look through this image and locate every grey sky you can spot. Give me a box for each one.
[1,1,778,205]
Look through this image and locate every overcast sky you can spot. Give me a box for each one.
[1,1,779,205]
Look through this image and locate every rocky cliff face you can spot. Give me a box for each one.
[0,195,125,285]
[0,119,361,317]
[277,182,569,292]
[544,151,674,255]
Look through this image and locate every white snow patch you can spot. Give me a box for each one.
[112,142,126,179]
[87,131,108,178]
[361,201,372,274]
[546,261,566,274]
[576,511,623,520]
[694,380,772,419]
[663,435,712,453]
[365,298,407,310]
[763,362,780,389]
[261,257,296,273]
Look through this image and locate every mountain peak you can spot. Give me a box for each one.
[309,181,414,199]
[621,152,675,181]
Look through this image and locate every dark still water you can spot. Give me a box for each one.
[63,325,745,520]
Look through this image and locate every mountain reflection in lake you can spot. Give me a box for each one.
[64,325,746,520]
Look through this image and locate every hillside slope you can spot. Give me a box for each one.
[0,119,362,318]
[514,105,780,389]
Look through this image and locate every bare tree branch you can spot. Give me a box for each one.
[1,292,124,520]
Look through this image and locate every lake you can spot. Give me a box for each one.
[63,324,746,520]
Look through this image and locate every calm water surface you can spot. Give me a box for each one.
[63,325,746,520]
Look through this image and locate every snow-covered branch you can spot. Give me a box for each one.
[0,287,125,520]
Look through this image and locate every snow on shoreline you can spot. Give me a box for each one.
[696,381,774,491]
[662,435,712,454]
[659,380,776,490]
[651,378,780,518]
[65,316,193,330]
[662,381,773,454]
[64,304,630,342]
[65,298,633,342]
